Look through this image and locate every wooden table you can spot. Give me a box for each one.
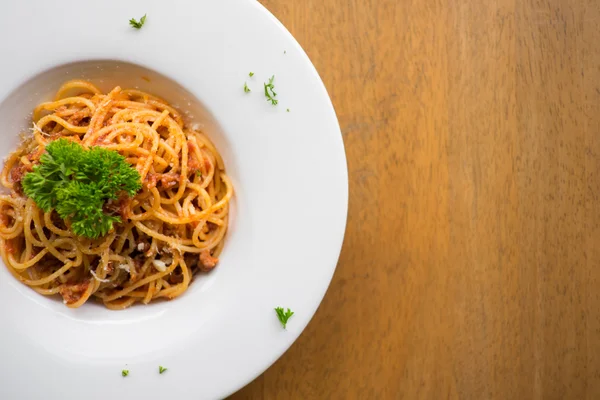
[232,0,600,398]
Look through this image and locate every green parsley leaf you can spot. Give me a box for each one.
[244,82,251,93]
[22,139,142,239]
[249,72,255,77]
[159,366,167,374]
[264,75,278,105]
[274,307,294,329]
[286,108,290,112]
[129,14,147,29]
[122,369,129,377]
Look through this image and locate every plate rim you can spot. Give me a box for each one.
[0,1,348,398]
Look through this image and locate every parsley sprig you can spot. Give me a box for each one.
[129,14,147,29]
[22,139,141,239]
[159,366,167,374]
[274,307,294,329]
[264,75,278,105]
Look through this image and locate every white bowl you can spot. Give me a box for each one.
[0,1,347,399]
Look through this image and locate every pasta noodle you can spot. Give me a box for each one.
[0,80,232,309]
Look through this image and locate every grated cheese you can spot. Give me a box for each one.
[118,263,131,274]
[90,269,110,283]
[152,259,167,272]
[31,122,50,137]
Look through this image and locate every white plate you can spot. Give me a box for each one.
[0,1,347,399]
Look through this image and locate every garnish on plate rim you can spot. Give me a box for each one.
[274,307,294,329]
[264,75,278,105]
[129,14,147,29]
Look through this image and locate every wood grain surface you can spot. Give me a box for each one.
[231,0,600,398]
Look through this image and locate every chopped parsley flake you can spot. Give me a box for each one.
[264,75,278,105]
[244,82,251,93]
[274,307,294,329]
[129,14,147,29]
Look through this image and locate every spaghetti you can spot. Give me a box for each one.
[0,80,232,309]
